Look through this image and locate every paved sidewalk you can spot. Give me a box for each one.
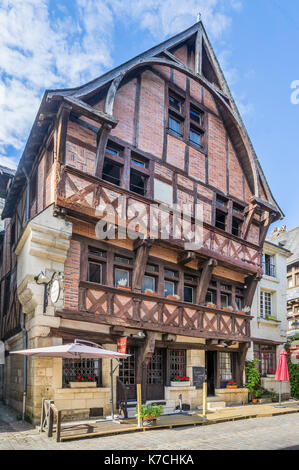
[1,401,299,450]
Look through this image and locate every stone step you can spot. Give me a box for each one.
[207,401,226,411]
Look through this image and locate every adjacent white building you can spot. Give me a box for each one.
[247,239,291,396]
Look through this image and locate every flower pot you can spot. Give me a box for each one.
[171,381,191,387]
[222,307,234,313]
[252,398,258,404]
[117,286,131,291]
[206,304,217,309]
[69,381,97,388]
[226,385,238,389]
[166,295,180,301]
[145,291,158,296]
[267,374,275,378]
[142,417,156,426]
[237,310,246,315]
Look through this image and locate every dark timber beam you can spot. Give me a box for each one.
[235,341,250,386]
[242,203,257,240]
[62,96,118,127]
[132,239,154,293]
[244,274,262,309]
[195,258,218,304]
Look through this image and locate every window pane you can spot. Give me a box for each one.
[130,171,146,196]
[215,210,226,230]
[236,296,243,310]
[206,290,216,304]
[169,116,181,135]
[169,94,181,111]
[219,352,232,383]
[164,269,178,278]
[164,280,175,297]
[142,275,155,293]
[102,161,121,186]
[63,358,102,387]
[232,217,241,237]
[190,129,201,146]
[221,294,229,308]
[115,256,132,265]
[184,285,194,303]
[89,263,102,284]
[190,108,201,124]
[115,268,130,287]
[169,350,186,381]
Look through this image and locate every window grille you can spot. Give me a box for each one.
[62,358,102,388]
[169,350,186,381]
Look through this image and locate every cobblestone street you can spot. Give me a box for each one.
[0,403,299,450]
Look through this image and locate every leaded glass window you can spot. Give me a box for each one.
[62,358,102,388]
[169,350,186,381]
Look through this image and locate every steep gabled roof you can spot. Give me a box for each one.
[2,19,283,220]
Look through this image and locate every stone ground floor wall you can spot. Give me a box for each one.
[261,377,290,400]
[3,325,245,423]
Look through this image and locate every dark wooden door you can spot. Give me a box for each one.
[117,346,137,402]
[146,348,166,401]
[206,351,216,396]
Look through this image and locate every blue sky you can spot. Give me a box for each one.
[0,0,298,230]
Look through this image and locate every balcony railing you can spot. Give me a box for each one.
[60,281,253,342]
[262,262,276,277]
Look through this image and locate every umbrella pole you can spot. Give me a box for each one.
[110,359,114,419]
[275,381,286,408]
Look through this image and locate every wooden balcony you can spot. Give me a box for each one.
[57,281,252,343]
[57,165,262,275]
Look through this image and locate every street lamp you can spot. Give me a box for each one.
[34,271,63,313]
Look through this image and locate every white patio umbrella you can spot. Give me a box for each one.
[10,339,130,421]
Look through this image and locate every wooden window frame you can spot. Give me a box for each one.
[213,193,245,239]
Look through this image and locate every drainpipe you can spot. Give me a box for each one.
[21,313,27,422]
[22,167,30,222]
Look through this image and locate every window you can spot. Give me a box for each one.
[169,94,182,112]
[215,209,226,231]
[88,247,106,285]
[260,291,272,318]
[142,275,156,293]
[296,274,299,286]
[206,290,216,305]
[190,107,201,124]
[254,344,276,376]
[114,256,132,265]
[115,267,130,288]
[168,116,182,136]
[262,254,275,277]
[154,179,173,206]
[62,358,102,388]
[118,347,136,385]
[164,280,175,297]
[164,269,178,278]
[184,285,194,303]
[130,171,147,196]
[221,293,229,308]
[235,296,243,310]
[169,350,186,381]
[232,217,241,237]
[89,262,102,284]
[219,352,233,385]
[287,277,293,288]
[102,160,121,186]
[189,128,202,147]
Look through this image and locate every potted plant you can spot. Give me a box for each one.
[166,294,180,301]
[206,303,217,309]
[136,404,163,426]
[270,391,279,403]
[171,376,191,387]
[222,305,234,312]
[245,358,261,402]
[69,376,97,388]
[117,278,131,291]
[266,370,275,378]
[252,388,263,403]
[226,381,238,389]
[144,289,158,296]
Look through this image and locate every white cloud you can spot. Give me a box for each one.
[0,0,242,168]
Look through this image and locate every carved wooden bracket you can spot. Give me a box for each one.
[132,239,155,293]
[244,274,262,308]
[178,251,197,266]
[195,258,218,304]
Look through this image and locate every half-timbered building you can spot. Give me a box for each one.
[0,20,283,421]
